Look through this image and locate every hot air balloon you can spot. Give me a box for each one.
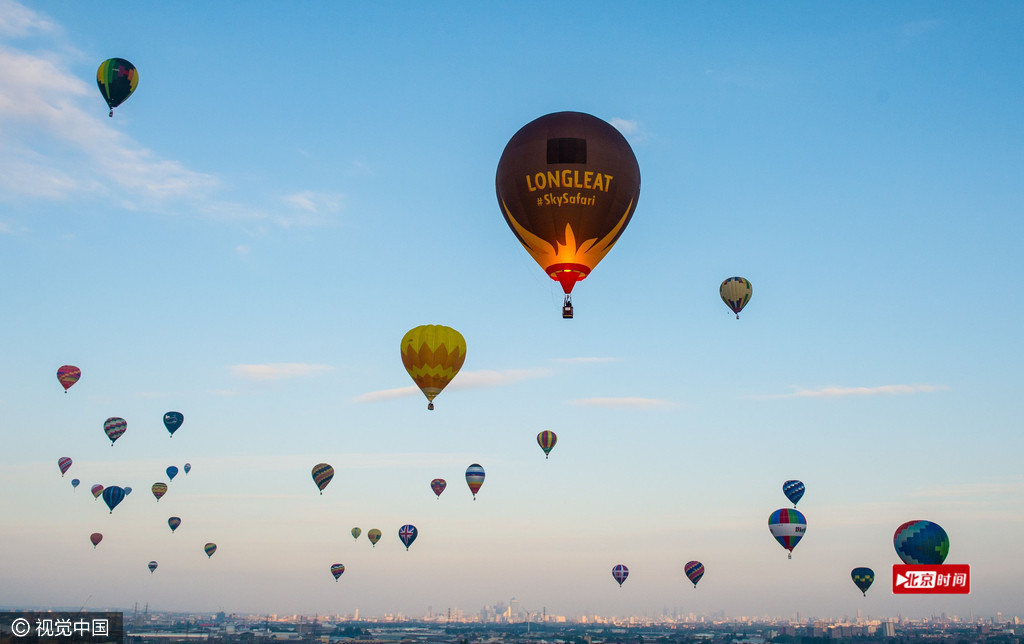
[684,561,705,588]
[96,58,138,117]
[537,431,557,458]
[204,543,217,558]
[398,524,418,551]
[893,520,949,565]
[90,533,103,548]
[58,457,73,477]
[720,277,752,318]
[851,567,874,596]
[123,487,132,495]
[102,486,125,513]
[103,417,126,446]
[496,111,641,319]
[148,561,158,573]
[183,463,191,475]
[783,480,805,507]
[152,482,168,501]
[367,529,381,547]
[351,527,362,540]
[91,484,104,499]
[166,466,178,481]
[57,365,81,392]
[164,412,184,437]
[331,563,345,581]
[465,464,485,500]
[71,478,80,490]
[612,564,629,587]
[768,508,806,559]
[168,517,181,533]
[430,478,447,499]
[312,463,334,495]
[400,325,467,410]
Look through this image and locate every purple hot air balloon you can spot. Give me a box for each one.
[612,564,629,587]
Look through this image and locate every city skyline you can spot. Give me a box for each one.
[1,0,1022,621]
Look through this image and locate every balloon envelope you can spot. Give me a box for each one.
[148,561,157,573]
[612,564,629,586]
[183,463,191,474]
[851,567,875,596]
[537,431,557,458]
[102,486,125,513]
[152,482,168,501]
[204,543,217,558]
[430,478,447,498]
[401,325,466,409]
[312,463,334,494]
[57,365,81,392]
[166,466,178,481]
[684,561,705,588]
[168,517,181,533]
[496,111,641,297]
[103,417,127,445]
[351,527,361,540]
[398,524,418,550]
[71,478,80,489]
[465,463,485,499]
[331,563,345,581]
[163,412,184,436]
[367,529,381,546]
[123,487,132,495]
[768,508,807,557]
[783,480,805,506]
[720,277,753,318]
[96,58,138,115]
[58,457,73,476]
[894,520,949,565]
[90,532,102,548]
[90,484,104,499]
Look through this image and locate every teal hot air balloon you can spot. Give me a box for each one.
[894,520,949,565]
[96,58,139,117]
[102,486,125,514]
[782,480,804,507]
[851,567,874,596]
[183,463,191,475]
[166,466,179,481]
[164,412,184,437]
[168,517,181,533]
[71,478,80,490]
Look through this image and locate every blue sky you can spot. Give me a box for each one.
[1,0,1022,620]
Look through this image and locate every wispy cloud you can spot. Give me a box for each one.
[0,0,56,37]
[609,118,639,136]
[353,368,552,403]
[229,363,334,382]
[552,357,620,364]
[754,384,949,400]
[571,397,676,409]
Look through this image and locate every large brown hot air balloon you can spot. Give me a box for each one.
[496,111,641,318]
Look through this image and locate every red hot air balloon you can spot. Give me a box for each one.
[430,478,447,499]
[57,366,81,392]
[90,533,103,548]
[58,457,73,477]
[496,112,641,319]
[684,561,705,588]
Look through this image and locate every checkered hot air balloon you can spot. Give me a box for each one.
[312,463,334,495]
[537,431,557,458]
[465,464,485,500]
[399,524,418,551]
[720,277,752,318]
[851,567,874,596]
[612,564,629,587]
[401,325,467,410]
[768,508,806,559]
[893,520,948,565]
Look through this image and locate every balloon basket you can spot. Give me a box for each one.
[562,296,574,319]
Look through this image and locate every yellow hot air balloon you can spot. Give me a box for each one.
[400,325,467,410]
